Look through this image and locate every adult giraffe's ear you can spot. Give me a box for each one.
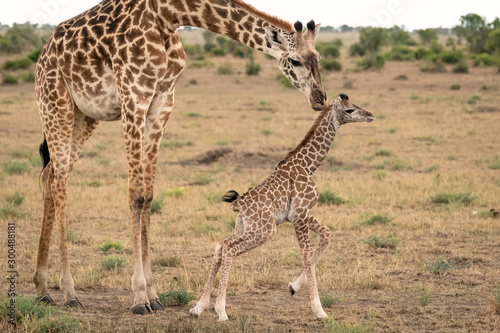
[264,26,288,52]
[305,22,321,42]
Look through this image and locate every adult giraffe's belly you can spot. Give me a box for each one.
[65,68,122,122]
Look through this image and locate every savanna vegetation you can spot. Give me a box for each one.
[0,13,499,332]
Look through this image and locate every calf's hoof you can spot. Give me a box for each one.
[64,299,83,308]
[36,295,56,305]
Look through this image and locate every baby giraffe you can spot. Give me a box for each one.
[190,94,374,321]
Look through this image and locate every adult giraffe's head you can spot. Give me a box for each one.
[265,20,326,111]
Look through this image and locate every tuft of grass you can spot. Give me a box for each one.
[97,239,124,252]
[450,84,461,90]
[361,234,400,249]
[372,169,387,180]
[151,197,165,214]
[425,256,471,275]
[100,255,127,271]
[164,187,185,198]
[318,189,347,206]
[193,222,215,236]
[320,293,345,308]
[0,295,80,331]
[453,61,468,73]
[216,62,233,75]
[2,72,19,84]
[154,255,182,267]
[3,160,30,175]
[158,285,195,306]
[416,283,432,306]
[375,149,392,157]
[466,94,481,105]
[1,191,27,220]
[488,157,500,170]
[490,282,500,314]
[260,128,273,135]
[430,192,475,205]
[387,127,397,134]
[361,214,393,226]
[191,175,213,186]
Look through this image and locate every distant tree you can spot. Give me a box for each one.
[320,26,335,33]
[358,27,388,54]
[339,24,353,33]
[445,37,456,51]
[417,29,437,45]
[492,18,500,30]
[454,13,489,54]
[389,26,416,46]
[486,27,500,54]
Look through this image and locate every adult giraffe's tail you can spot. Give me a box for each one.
[39,137,50,172]
[222,190,240,203]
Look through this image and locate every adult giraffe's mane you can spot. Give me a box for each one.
[232,0,294,32]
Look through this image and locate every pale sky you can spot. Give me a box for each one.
[1,0,498,31]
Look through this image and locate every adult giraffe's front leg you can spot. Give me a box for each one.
[139,91,176,311]
[121,86,155,315]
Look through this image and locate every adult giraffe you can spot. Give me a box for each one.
[34,0,327,314]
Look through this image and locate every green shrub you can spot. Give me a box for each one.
[320,293,345,308]
[450,84,461,90]
[467,94,481,104]
[384,46,415,61]
[97,239,124,252]
[430,192,474,205]
[151,196,165,214]
[18,71,36,83]
[420,61,446,73]
[217,62,233,75]
[318,189,347,206]
[425,256,470,274]
[316,42,340,58]
[349,42,365,57]
[154,255,182,267]
[362,234,400,249]
[414,47,433,60]
[453,61,469,73]
[100,255,127,271]
[3,57,33,70]
[246,57,261,75]
[441,50,464,64]
[361,213,393,226]
[210,47,225,56]
[375,149,392,156]
[27,49,42,62]
[0,191,27,220]
[158,286,195,306]
[321,59,342,71]
[359,55,385,70]
[2,72,18,84]
[3,160,30,174]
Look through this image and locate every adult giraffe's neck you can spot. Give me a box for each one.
[284,108,340,176]
[153,0,293,56]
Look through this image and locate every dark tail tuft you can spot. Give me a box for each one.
[39,138,50,171]
[222,190,240,203]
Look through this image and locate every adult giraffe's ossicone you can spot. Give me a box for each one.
[34,0,326,314]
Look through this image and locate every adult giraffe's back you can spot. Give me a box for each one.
[34,0,327,314]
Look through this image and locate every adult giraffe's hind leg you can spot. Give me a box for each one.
[34,107,99,307]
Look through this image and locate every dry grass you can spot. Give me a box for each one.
[1,35,500,332]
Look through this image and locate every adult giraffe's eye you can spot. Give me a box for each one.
[345,109,355,114]
[289,58,302,67]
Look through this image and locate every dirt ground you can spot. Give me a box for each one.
[1,37,500,332]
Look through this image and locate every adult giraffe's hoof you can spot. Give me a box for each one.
[150,299,165,311]
[64,299,83,308]
[36,295,56,305]
[132,303,153,315]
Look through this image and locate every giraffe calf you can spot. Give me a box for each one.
[190,94,374,321]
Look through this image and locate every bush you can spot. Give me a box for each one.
[441,51,464,64]
[453,61,469,73]
[321,59,342,71]
[3,57,33,70]
[3,160,29,174]
[210,47,226,56]
[101,255,127,271]
[246,57,261,75]
[384,46,415,61]
[316,42,340,58]
[473,53,496,66]
[2,72,18,84]
[158,286,195,306]
[97,239,124,252]
[450,84,461,90]
[414,47,433,60]
[362,234,401,249]
[430,192,474,205]
[359,55,385,70]
[349,42,365,57]
[18,71,36,82]
[27,48,42,62]
[318,189,347,206]
[420,61,446,73]
[361,213,393,226]
[217,63,233,75]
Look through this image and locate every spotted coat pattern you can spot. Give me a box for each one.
[33,0,326,314]
[190,94,374,320]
